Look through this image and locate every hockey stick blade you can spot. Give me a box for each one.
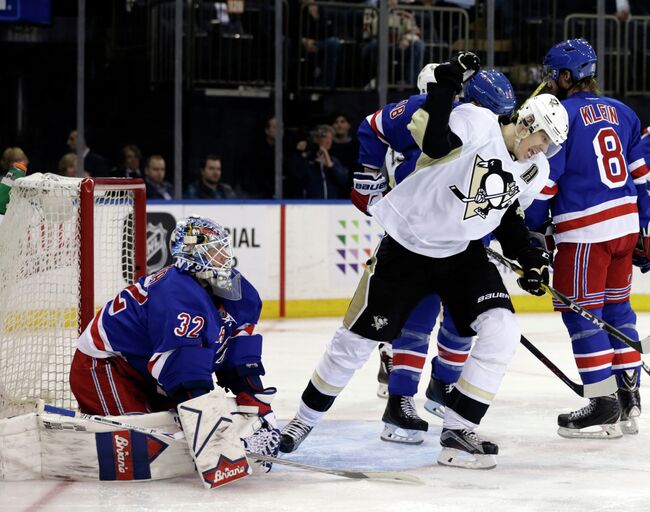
[42,404,423,484]
[248,453,424,484]
[520,335,617,398]
[485,247,650,354]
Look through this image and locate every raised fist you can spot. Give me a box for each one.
[428,51,481,94]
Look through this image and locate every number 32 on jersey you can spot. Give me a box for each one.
[174,313,205,338]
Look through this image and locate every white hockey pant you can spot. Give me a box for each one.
[297,326,377,425]
[449,308,520,429]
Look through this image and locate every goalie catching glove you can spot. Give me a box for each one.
[516,246,550,296]
[236,387,281,473]
[351,169,388,215]
[633,228,650,274]
[426,51,481,94]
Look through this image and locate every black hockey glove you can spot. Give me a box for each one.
[516,247,550,296]
[633,228,650,274]
[428,51,480,94]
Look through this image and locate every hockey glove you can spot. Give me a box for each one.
[516,247,550,296]
[633,228,650,274]
[428,51,480,94]
[351,170,388,215]
[236,388,280,473]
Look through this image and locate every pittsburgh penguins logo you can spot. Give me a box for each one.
[449,155,519,220]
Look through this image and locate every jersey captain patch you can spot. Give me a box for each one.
[449,155,519,220]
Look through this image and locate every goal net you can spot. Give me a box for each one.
[0,173,146,418]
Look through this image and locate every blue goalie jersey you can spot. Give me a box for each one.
[77,266,263,396]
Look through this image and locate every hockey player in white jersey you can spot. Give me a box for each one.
[280,51,569,469]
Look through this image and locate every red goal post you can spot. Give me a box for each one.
[0,174,147,418]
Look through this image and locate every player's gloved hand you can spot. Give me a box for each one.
[351,170,387,215]
[428,51,480,94]
[236,388,280,473]
[633,228,650,273]
[241,419,280,473]
[516,247,550,296]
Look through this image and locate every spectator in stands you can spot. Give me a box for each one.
[243,116,281,199]
[330,113,360,196]
[287,124,349,199]
[144,155,174,200]
[113,144,143,179]
[362,0,424,87]
[301,0,342,89]
[57,153,79,177]
[185,155,236,200]
[67,129,111,177]
[0,147,29,175]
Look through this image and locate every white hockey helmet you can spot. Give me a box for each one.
[417,63,439,94]
[514,93,569,158]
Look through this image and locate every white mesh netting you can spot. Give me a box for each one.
[0,173,139,418]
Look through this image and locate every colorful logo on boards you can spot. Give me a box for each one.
[334,219,381,275]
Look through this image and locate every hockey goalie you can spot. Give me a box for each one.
[0,216,280,488]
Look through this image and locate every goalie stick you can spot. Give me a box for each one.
[42,404,423,484]
[486,246,650,354]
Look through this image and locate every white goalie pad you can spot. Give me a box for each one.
[0,410,194,481]
[177,388,260,489]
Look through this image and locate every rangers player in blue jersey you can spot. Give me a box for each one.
[352,68,517,444]
[69,216,280,472]
[525,39,650,438]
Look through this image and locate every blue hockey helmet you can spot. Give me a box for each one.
[170,215,235,284]
[543,38,597,82]
[464,69,516,116]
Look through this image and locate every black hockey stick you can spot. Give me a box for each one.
[486,246,650,354]
[519,334,617,398]
[42,404,422,484]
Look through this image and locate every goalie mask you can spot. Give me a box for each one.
[514,94,569,158]
[170,216,241,299]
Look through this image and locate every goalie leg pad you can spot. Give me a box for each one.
[177,388,252,489]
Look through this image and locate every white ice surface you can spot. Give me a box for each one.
[3,313,650,512]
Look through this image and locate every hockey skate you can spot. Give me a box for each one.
[380,395,428,444]
[557,394,622,439]
[279,417,313,453]
[376,343,393,399]
[437,428,498,470]
[617,370,641,435]
[424,375,454,419]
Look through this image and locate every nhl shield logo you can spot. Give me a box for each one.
[449,154,519,220]
[147,222,169,273]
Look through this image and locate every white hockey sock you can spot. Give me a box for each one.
[296,401,326,426]
[443,407,478,431]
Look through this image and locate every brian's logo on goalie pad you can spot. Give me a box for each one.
[95,430,169,481]
[202,455,249,488]
[450,155,519,220]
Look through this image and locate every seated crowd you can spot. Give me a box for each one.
[0,113,362,201]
